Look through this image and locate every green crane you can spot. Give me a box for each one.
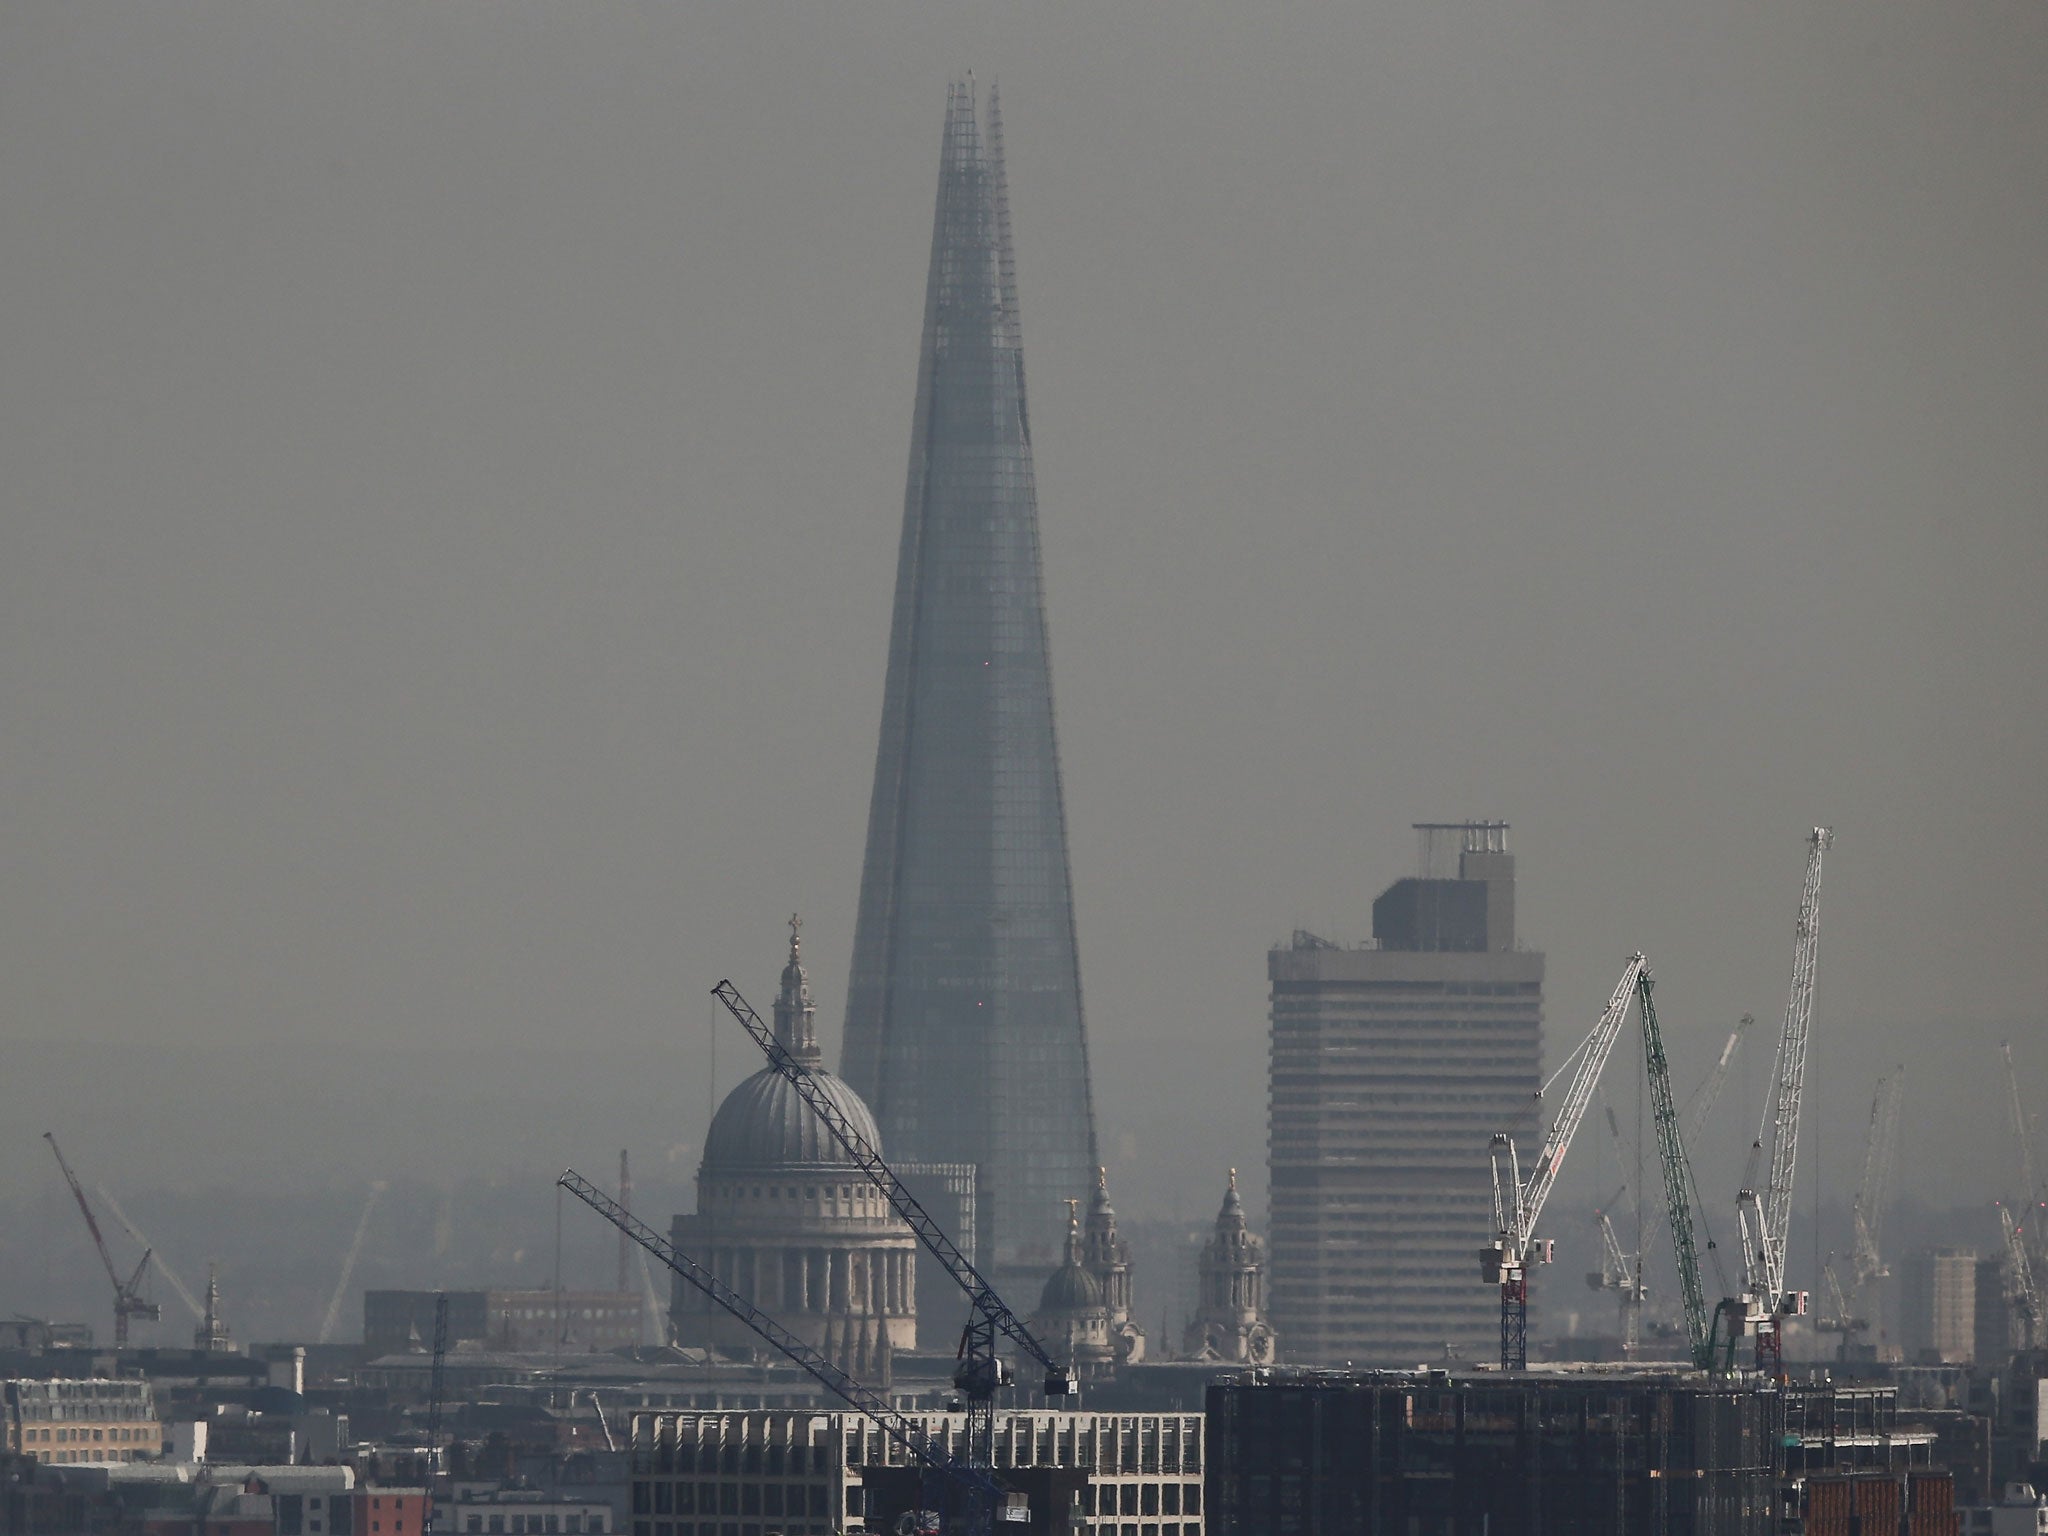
[1636,969,1722,1370]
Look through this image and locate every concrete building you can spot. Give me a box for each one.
[3,1376,161,1464]
[840,79,1098,1293]
[1905,1248,1980,1365]
[1267,822,1543,1365]
[671,922,917,1382]
[629,1408,1203,1535]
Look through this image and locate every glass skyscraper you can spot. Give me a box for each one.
[841,80,1098,1286]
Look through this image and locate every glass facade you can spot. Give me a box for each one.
[841,80,1097,1282]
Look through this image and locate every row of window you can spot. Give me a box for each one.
[14,1424,154,1444]
[460,1514,606,1533]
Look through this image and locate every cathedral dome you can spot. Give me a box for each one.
[1038,1256,1104,1315]
[701,1066,882,1172]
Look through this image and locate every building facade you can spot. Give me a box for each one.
[363,1292,640,1357]
[1207,1371,1797,1536]
[1268,822,1543,1365]
[3,1377,161,1464]
[840,79,1098,1292]
[1181,1172,1275,1366]
[629,1408,1203,1536]
[672,923,917,1381]
[1082,1168,1145,1365]
[1904,1248,1980,1365]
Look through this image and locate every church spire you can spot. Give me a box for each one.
[774,914,821,1065]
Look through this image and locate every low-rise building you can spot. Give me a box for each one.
[4,1376,162,1464]
[630,1408,1204,1535]
[365,1294,641,1357]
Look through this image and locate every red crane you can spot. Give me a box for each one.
[43,1132,160,1349]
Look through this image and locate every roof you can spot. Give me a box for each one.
[700,1067,881,1172]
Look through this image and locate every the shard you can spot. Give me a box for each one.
[842,80,1098,1287]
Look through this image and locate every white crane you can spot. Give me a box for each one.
[2002,1044,2048,1267]
[318,1182,389,1345]
[1848,1068,1906,1301]
[1682,1014,1756,1143]
[94,1184,208,1324]
[1484,953,1647,1370]
[1998,1203,2042,1351]
[1734,827,1832,1372]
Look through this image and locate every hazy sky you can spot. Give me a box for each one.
[3,0,2045,1250]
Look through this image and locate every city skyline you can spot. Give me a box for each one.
[1,1,2044,1330]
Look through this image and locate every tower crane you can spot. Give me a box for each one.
[42,1132,160,1348]
[2001,1044,2048,1269]
[710,978,1077,1475]
[1483,955,1647,1370]
[1998,1204,2042,1352]
[93,1183,207,1324]
[1848,1069,1906,1306]
[1682,1015,1756,1143]
[1636,968,1722,1371]
[560,1169,1000,1536]
[423,1293,450,1536]
[1734,826,1832,1374]
[318,1181,388,1345]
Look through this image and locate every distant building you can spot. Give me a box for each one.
[671,922,916,1382]
[1267,822,1543,1365]
[1081,1168,1145,1364]
[362,1292,639,1357]
[839,79,1098,1293]
[630,1408,1203,1536]
[3,1377,160,1464]
[1904,1248,1979,1364]
[1181,1171,1276,1366]
[1028,1203,1117,1382]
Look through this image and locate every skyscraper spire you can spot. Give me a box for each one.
[842,81,1097,1285]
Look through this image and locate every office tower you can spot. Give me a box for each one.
[1267,822,1544,1364]
[841,81,1098,1288]
[1902,1248,1978,1364]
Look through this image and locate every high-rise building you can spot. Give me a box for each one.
[1902,1247,1978,1364]
[1267,822,1543,1365]
[841,80,1097,1288]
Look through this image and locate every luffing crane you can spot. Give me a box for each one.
[422,1293,450,1536]
[1734,827,1832,1373]
[1848,1070,1906,1304]
[1635,968,1720,1371]
[1682,1014,1756,1143]
[560,1170,1000,1536]
[2001,1044,2048,1269]
[711,974,1077,1478]
[1483,954,1648,1370]
[42,1132,160,1348]
[1998,1204,2042,1351]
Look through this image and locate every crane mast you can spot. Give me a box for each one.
[43,1132,160,1349]
[710,978,1076,1475]
[559,1169,998,1534]
[1735,826,1832,1373]
[1848,1068,1906,1300]
[1999,1204,2042,1351]
[1483,954,1646,1370]
[423,1293,450,1536]
[1637,969,1715,1371]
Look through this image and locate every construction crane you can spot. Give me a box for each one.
[1734,826,1832,1374]
[1848,1069,1906,1305]
[423,1294,449,1536]
[582,1391,617,1454]
[94,1184,207,1324]
[42,1133,160,1349]
[1635,968,1721,1371]
[318,1181,389,1345]
[560,1169,1000,1535]
[2002,1044,2048,1268]
[1584,1205,1645,1356]
[710,978,1077,1470]
[1998,1204,2042,1351]
[1483,954,1648,1370]
[1681,1014,1756,1143]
